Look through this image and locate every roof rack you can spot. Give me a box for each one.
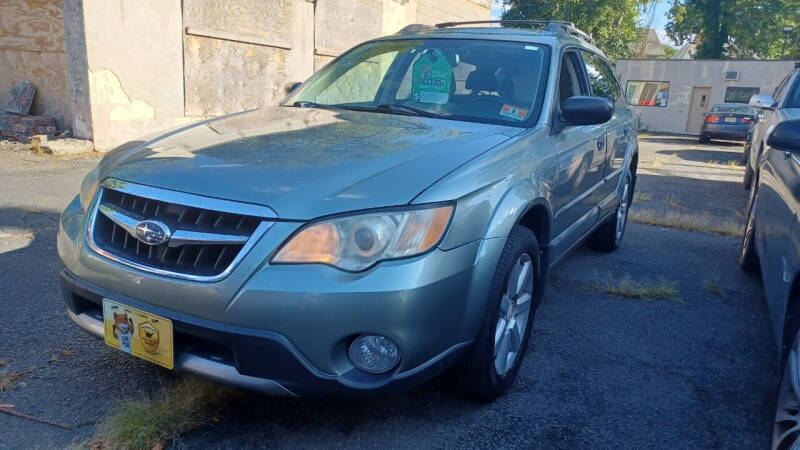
[433,20,595,45]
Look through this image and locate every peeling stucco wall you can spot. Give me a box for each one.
[0,0,72,129]
[81,0,196,150]
[54,0,490,150]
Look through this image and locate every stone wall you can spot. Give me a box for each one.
[0,0,72,129]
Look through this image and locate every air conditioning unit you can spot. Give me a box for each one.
[723,71,740,81]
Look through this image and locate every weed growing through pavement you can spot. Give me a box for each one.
[90,376,237,450]
[703,274,723,295]
[662,193,680,208]
[600,275,682,302]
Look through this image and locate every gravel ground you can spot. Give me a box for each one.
[0,136,776,449]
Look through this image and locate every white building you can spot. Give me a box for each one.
[616,59,796,135]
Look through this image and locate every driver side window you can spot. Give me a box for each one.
[558,52,586,109]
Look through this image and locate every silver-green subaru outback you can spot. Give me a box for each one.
[58,20,637,399]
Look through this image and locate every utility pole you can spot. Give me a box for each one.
[782,26,794,59]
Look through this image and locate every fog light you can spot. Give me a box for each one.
[348,335,400,374]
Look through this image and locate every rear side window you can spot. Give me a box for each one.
[580,51,621,104]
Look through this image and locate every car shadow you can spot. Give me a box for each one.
[643,135,743,148]
[655,148,744,164]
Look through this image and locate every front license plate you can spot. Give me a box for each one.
[102,298,174,369]
[725,117,737,123]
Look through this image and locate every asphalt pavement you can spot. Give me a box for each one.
[0,135,776,449]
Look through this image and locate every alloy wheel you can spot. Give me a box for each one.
[494,253,534,376]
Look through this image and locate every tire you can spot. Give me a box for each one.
[774,329,800,449]
[456,225,540,401]
[740,181,760,272]
[699,134,710,144]
[589,171,632,252]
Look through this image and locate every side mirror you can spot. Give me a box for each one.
[561,96,614,126]
[284,81,302,95]
[749,93,776,110]
[767,119,800,154]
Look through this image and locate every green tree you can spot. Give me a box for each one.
[661,44,677,58]
[501,0,654,61]
[666,0,800,59]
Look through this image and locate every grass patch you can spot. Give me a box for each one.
[705,159,745,171]
[703,275,723,295]
[724,159,744,170]
[600,275,681,302]
[633,191,653,202]
[629,208,743,237]
[648,159,665,170]
[90,377,235,450]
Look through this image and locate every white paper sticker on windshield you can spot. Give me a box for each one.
[524,45,539,51]
[411,49,452,105]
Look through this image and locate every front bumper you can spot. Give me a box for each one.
[62,270,474,396]
[58,195,505,396]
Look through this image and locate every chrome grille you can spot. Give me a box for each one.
[88,180,275,280]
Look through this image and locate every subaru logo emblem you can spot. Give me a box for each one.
[134,220,171,246]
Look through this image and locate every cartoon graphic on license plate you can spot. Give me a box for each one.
[102,299,174,369]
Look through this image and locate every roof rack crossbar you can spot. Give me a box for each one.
[434,20,595,45]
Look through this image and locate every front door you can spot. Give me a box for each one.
[686,87,712,134]
[552,51,604,243]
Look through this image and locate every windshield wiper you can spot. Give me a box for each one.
[375,104,445,118]
[335,103,444,118]
[291,101,341,110]
[293,102,444,119]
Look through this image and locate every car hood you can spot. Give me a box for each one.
[98,107,519,219]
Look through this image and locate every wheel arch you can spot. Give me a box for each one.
[516,200,552,247]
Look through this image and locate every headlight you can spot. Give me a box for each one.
[272,205,453,271]
[79,168,100,212]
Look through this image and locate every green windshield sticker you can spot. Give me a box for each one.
[411,50,452,105]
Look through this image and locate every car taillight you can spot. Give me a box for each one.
[742,117,753,123]
[705,115,720,123]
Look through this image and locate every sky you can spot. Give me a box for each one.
[490,0,678,47]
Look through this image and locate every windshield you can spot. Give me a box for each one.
[711,104,755,115]
[284,39,551,127]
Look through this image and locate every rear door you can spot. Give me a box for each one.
[580,50,631,212]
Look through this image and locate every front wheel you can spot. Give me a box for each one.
[456,225,539,400]
[589,171,632,252]
[774,330,800,449]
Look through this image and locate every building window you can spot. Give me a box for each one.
[625,81,669,107]
[724,86,760,104]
